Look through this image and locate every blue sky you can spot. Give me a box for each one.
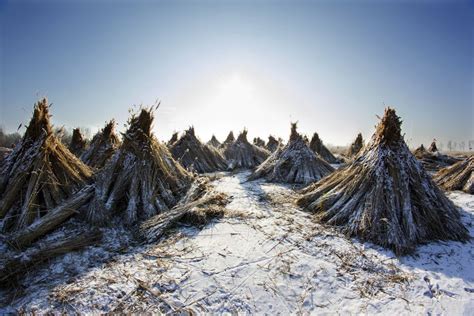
[1,0,472,148]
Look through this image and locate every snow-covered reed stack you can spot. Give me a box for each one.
[265,135,279,152]
[0,98,92,234]
[297,108,469,255]
[435,155,473,194]
[80,120,120,169]
[309,132,338,164]
[207,135,221,148]
[250,123,334,184]
[87,107,193,225]
[223,129,270,169]
[253,137,265,148]
[220,131,235,149]
[347,133,364,158]
[414,144,459,172]
[170,127,227,173]
[69,128,87,157]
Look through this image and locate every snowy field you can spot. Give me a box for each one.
[1,171,473,314]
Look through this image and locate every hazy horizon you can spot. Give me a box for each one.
[1,0,472,148]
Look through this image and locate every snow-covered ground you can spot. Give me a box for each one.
[1,171,473,314]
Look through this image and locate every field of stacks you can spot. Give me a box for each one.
[0,99,473,314]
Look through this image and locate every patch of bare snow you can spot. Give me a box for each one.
[1,172,473,314]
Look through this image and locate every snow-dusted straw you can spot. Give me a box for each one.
[223,129,270,169]
[170,126,227,173]
[0,98,92,244]
[435,155,473,194]
[87,107,193,225]
[250,122,334,184]
[298,108,469,255]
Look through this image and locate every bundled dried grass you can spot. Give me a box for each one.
[265,135,279,152]
[0,98,92,235]
[250,123,334,184]
[253,137,265,148]
[87,107,193,225]
[309,132,338,164]
[170,127,227,173]
[140,177,229,242]
[413,144,459,172]
[223,129,270,170]
[1,229,102,286]
[207,135,221,148]
[298,108,469,255]
[434,155,473,194]
[80,120,121,169]
[220,131,235,149]
[347,133,364,158]
[69,128,87,157]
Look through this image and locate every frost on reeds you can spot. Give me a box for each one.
[170,127,227,173]
[413,143,459,172]
[86,106,193,225]
[223,129,270,169]
[298,108,469,255]
[250,123,334,184]
[0,98,92,244]
[435,155,473,194]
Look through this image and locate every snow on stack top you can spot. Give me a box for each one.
[80,120,121,169]
[297,107,469,255]
[0,98,92,232]
[170,126,227,173]
[223,129,270,169]
[87,107,193,225]
[309,132,338,164]
[250,122,334,184]
[435,155,473,194]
